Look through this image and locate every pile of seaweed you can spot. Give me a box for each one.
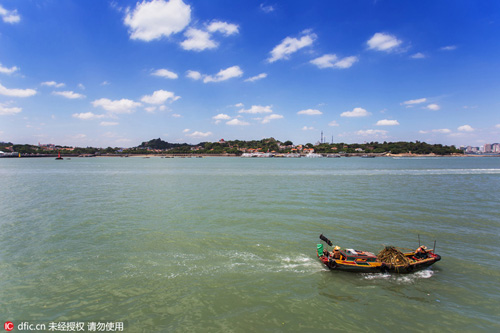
[377,246,411,267]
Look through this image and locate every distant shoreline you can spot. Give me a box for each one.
[2,153,499,158]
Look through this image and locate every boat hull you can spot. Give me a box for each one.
[318,252,441,274]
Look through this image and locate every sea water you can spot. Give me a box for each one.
[1,156,499,332]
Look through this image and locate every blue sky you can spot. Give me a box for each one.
[0,0,499,147]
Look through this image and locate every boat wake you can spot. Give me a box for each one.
[361,268,434,283]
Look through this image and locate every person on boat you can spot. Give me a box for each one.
[415,245,428,259]
[331,246,342,260]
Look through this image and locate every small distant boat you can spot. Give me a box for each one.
[326,154,341,158]
[317,234,441,274]
[361,155,375,158]
[55,152,63,160]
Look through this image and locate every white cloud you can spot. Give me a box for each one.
[144,106,157,113]
[171,113,181,118]
[0,83,36,97]
[78,83,85,90]
[206,21,239,36]
[244,73,267,82]
[141,90,180,104]
[0,5,20,24]
[426,104,440,111]
[0,63,19,74]
[181,28,217,51]
[262,114,283,124]
[188,131,213,138]
[260,4,275,13]
[458,125,474,132]
[357,129,388,136]
[124,0,191,41]
[226,118,249,126]
[183,128,190,133]
[41,81,65,88]
[432,128,451,134]
[328,120,339,127]
[340,107,370,118]
[411,52,425,59]
[72,112,105,120]
[496,124,500,129]
[213,113,231,124]
[0,104,22,115]
[402,98,426,106]
[310,54,358,69]
[100,121,119,126]
[101,81,110,86]
[152,68,178,79]
[367,32,402,52]
[52,91,86,99]
[204,66,243,83]
[186,70,202,80]
[213,113,231,120]
[234,103,244,108]
[440,45,457,51]
[268,31,316,63]
[376,119,400,126]
[239,105,272,114]
[302,126,314,131]
[297,109,322,116]
[92,98,142,114]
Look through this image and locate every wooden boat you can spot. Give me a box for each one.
[317,234,441,274]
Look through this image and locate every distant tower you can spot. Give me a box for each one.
[320,131,323,144]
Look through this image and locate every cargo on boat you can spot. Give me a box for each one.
[317,234,441,274]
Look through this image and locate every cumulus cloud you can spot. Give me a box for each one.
[376,119,399,126]
[41,81,65,88]
[152,68,178,79]
[0,5,20,24]
[186,70,202,80]
[302,126,314,131]
[187,131,213,138]
[124,0,191,41]
[92,98,142,114]
[357,129,388,136]
[310,54,358,69]
[0,83,36,97]
[0,63,19,74]
[181,28,217,51]
[100,121,119,126]
[401,98,426,106]
[203,66,243,83]
[328,120,339,127]
[340,107,370,118]
[297,109,322,116]
[367,32,402,52]
[239,105,273,114]
[268,31,316,63]
[458,125,474,132]
[411,52,425,59]
[440,45,457,51]
[0,104,22,115]
[260,4,275,13]
[426,104,440,111]
[432,128,451,134]
[52,91,86,99]
[262,114,283,124]
[141,90,180,104]
[227,118,249,126]
[213,113,231,124]
[72,112,105,120]
[244,73,267,82]
[206,20,239,36]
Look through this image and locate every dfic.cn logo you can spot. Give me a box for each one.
[4,321,14,331]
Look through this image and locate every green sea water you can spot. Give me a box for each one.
[1,156,499,332]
